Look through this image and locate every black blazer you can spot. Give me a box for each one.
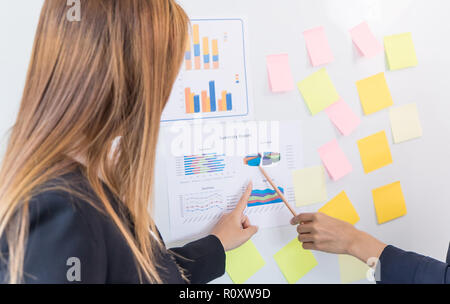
[0,170,225,284]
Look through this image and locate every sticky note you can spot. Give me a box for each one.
[325,99,361,136]
[349,21,383,58]
[319,191,360,225]
[303,26,334,66]
[389,103,422,143]
[273,238,318,284]
[384,33,418,70]
[266,54,295,93]
[297,68,340,115]
[318,139,352,181]
[357,131,393,174]
[338,255,370,284]
[372,181,407,224]
[292,166,328,206]
[356,72,394,115]
[225,240,265,284]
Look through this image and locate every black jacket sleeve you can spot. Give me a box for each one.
[22,192,107,283]
[169,235,226,284]
[377,245,450,284]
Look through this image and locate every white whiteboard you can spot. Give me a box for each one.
[1,0,450,284]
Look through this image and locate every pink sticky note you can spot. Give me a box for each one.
[318,139,352,181]
[303,26,334,66]
[325,99,361,136]
[266,54,295,92]
[349,22,383,58]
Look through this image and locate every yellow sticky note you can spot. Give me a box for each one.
[357,131,393,173]
[384,33,418,70]
[297,68,340,115]
[389,103,423,143]
[338,255,370,284]
[225,240,265,284]
[292,166,328,206]
[356,72,394,115]
[319,191,360,225]
[274,238,318,284]
[372,181,407,224]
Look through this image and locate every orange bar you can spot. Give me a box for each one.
[185,88,192,113]
[217,99,223,111]
[194,57,201,70]
[201,91,210,112]
[220,91,227,111]
[185,60,192,70]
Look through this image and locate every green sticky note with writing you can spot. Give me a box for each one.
[273,238,318,284]
[225,240,265,284]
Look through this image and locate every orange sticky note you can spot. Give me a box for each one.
[356,72,394,115]
[357,131,393,173]
[372,181,407,224]
[319,191,360,225]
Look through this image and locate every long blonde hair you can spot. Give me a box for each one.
[0,0,189,283]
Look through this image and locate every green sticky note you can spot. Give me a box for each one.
[297,68,340,115]
[273,238,318,284]
[384,33,418,70]
[225,240,265,284]
[338,254,370,284]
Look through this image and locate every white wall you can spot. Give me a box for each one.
[1,0,450,284]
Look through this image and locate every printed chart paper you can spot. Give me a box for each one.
[163,121,304,242]
[162,18,252,122]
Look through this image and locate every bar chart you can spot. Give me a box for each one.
[185,24,220,70]
[184,81,232,114]
[183,154,226,176]
[162,18,251,122]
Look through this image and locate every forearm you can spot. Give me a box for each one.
[348,229,387,264]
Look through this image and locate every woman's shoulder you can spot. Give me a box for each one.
[28,171,115,232]
[16,171,136,283]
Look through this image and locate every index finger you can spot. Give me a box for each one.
[234,181,253,214]
[290,213,315,225]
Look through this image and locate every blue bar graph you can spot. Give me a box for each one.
[209,81,217,112]
[194,95,200,113]
[226,93,232,111]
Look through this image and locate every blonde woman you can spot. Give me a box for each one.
[0,0,257,284]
